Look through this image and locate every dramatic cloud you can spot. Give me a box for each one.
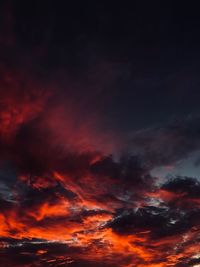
[1,98,200,267]
[0,1,200,266]
[0,69,200,266]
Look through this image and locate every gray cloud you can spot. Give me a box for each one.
[131,115,200,168]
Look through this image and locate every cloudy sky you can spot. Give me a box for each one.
[0,1,200,266]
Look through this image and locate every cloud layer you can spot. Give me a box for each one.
[0,75,200,267]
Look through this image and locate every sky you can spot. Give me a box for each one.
[1,1,200,266]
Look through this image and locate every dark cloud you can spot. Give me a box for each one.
[0,1,200,266]
[160,176,200,210]
[175,258,200,267]
[108,205,196,239]
[131,115,200,168]
[0,241,116,267]
[162,176,200,198]
[1,101,200,266]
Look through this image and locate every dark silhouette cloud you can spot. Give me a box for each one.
[131,116,200,168]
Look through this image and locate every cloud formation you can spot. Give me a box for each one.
[0,78,200,266]
[0,2,200,266]
[131,116,200,168]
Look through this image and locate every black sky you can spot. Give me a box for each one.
[1,1,200,132]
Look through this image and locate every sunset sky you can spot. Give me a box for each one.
[1,1,200,266]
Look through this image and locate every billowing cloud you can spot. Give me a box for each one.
[1,110,200,267]
[0,2,200,266]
